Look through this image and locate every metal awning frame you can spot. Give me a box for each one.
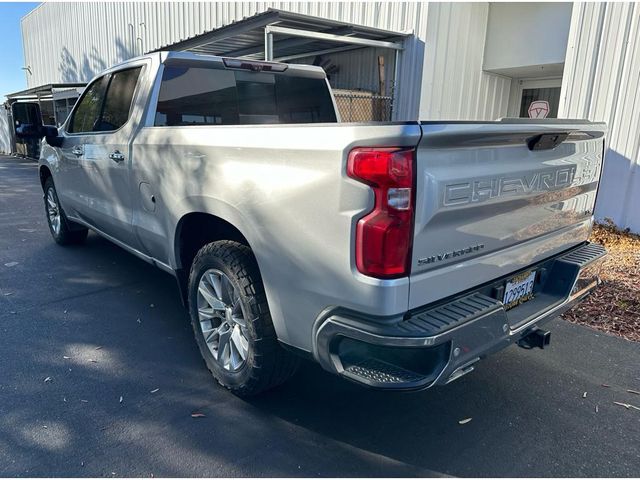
[263,23,404,117]
[156,8,407,73]
[5,83,85,102]
[264,24,403,61]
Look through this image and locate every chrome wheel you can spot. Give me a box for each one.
[197,268,249,372]
[46,187,61,235]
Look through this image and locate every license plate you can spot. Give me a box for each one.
[503,270,536,310]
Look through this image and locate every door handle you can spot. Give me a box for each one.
[71,146,83,157]
[109,150,125,163]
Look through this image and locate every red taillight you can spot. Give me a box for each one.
[347,147,415,278]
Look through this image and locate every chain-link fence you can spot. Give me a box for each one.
[333,90,393,122]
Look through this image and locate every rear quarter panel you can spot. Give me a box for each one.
[131,123,422,350]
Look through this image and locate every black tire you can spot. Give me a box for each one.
[188,240,299,396]
[43,177,88,246]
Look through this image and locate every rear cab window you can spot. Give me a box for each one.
[154,63,337,126]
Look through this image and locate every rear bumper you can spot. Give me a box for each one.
[312,242,607,390]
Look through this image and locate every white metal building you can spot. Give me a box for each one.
[4,2,640,232]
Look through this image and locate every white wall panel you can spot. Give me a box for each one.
[419,2,511,120]
[484,3,572,72]
[560,2,640,232]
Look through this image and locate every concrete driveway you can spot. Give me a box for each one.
[0,155,639,477]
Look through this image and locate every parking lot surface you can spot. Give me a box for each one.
[1,155,639,477]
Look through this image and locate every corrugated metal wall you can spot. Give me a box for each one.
[419,2,511,120]
[21,2,509,122]
[0,107,11,155]
[559,2,640,233]
[21,2,429,120]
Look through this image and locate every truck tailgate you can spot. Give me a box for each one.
[409,120,606,309]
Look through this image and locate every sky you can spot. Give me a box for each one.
[0,2,40,99]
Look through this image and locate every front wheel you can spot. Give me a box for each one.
[43,177,88,245]
[188,240,299,396]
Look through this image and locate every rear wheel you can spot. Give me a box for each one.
[43,177,88,245]
[188,240,299,396]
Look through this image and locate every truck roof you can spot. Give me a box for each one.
[106,50,326,78]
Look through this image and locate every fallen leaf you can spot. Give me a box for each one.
[191,412,206,418]
[44,377,51,383]
[150,388,159,393]
[4,262,18,267]
[458,418,472,425]
[613,401,640,411]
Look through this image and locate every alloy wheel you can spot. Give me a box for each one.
[196,268,250,371]
[46,188,61,235]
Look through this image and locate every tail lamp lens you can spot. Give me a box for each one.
[347,147,415,278]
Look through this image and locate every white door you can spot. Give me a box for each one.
[508,78,562,119]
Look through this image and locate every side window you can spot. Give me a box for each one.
[155,67,238,126]
[95,67,142,132]
[68,76,109,133]
[154,64,337,126]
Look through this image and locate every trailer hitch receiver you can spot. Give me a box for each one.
[517,328,551,350]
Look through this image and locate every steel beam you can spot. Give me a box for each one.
[226,26,354,58]
[274,44,363,63]
[265,25,403,51]
[264,29,274,61]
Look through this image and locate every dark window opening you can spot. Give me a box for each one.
[519,87,561,119]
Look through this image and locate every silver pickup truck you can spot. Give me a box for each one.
[39,52,607,396]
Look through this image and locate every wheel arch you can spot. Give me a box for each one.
[173,211,254,306]
[39,165,53,189]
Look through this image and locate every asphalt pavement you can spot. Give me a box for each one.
[0,154,639,477]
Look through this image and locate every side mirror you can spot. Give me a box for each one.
[41,125,64,148]
[15,123,40,138]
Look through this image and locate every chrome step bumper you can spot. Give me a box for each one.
[313,242,607,390]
